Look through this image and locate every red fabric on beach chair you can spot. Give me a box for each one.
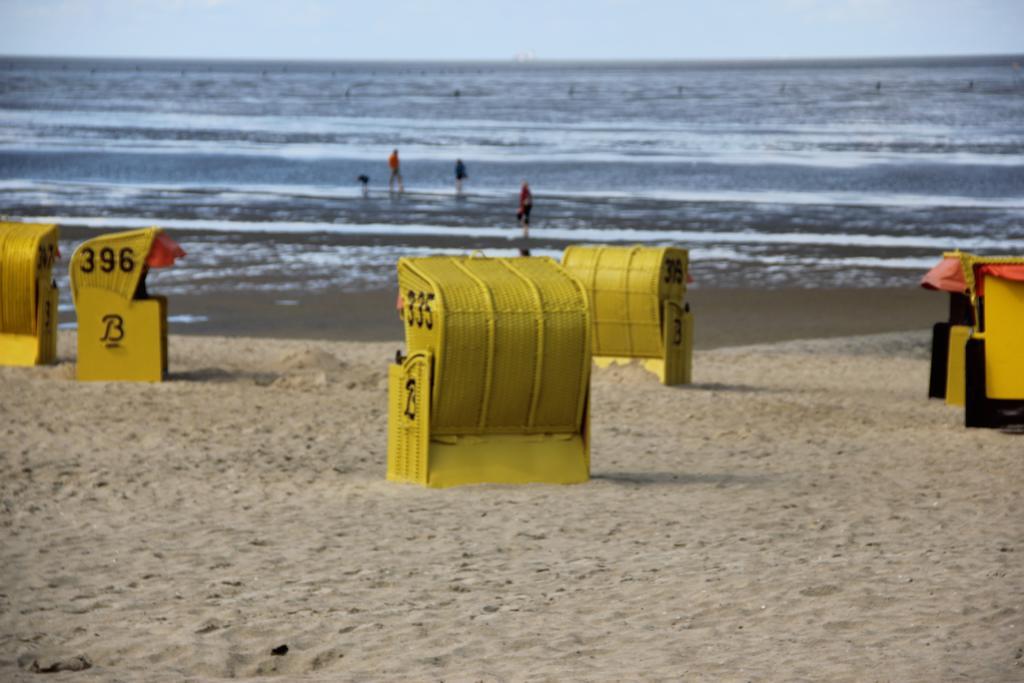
[146,232,186,269]
[920,257,966,293]
[975,264,1024,297]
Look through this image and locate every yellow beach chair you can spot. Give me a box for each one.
[561,245,692,385]
[70,227,185,382]
[921,251,1024,428]
[0,222,59,366]
[387,255,592,487]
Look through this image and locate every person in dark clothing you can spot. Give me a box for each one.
[454,159,467,195]
[517,180,533,256]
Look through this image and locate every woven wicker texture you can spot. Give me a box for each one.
[562,245,688,358]
[397,255,590,436]
[70,228,158,304]
[0,222,58,335]
[387,352,431,484]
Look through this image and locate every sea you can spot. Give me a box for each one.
[1,55,1022,304]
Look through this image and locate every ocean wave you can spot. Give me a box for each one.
[2,105,1022,168]
[3,136,1021,169]
[13,214,1012,252]
[4,178,1022,211]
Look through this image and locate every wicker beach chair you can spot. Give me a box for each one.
[70,227,185,382]
[0,222,59,366]
[561,245,693,385]
[921,251,1024,428]
[387,255,592,487]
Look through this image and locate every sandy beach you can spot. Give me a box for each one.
[2,321,1021,681]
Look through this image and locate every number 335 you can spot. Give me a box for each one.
[406,290,435,329]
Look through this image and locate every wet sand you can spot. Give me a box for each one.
[47,224,947,347]
[1,327,1021,681]
[149,286,947,349]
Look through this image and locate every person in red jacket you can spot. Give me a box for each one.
[517,180,533,255]
[388,149,404,194]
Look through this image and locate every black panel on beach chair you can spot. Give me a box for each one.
[928,322,950,400]
[965,338,992,428]
[964,338,1024,430]
[948,293,973,326]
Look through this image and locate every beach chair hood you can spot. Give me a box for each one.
[70,227,184,306]
[0,222,58,336]
[0,222,60,366]
[922,252,1024,298]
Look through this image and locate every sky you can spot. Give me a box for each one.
[0,0,1021,61]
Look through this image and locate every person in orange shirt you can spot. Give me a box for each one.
[388,149,404,194]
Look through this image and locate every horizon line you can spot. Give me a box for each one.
[2,52,1022,66]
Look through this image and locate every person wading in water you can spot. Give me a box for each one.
[388,149,404,194]
[517,180,533,256]
[454,159,467,195]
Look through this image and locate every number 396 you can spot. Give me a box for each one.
[80,247,134,274]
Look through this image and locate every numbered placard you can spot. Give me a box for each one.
[404,290,435,330]
[664,257,685,284]
[78,246,135,274]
